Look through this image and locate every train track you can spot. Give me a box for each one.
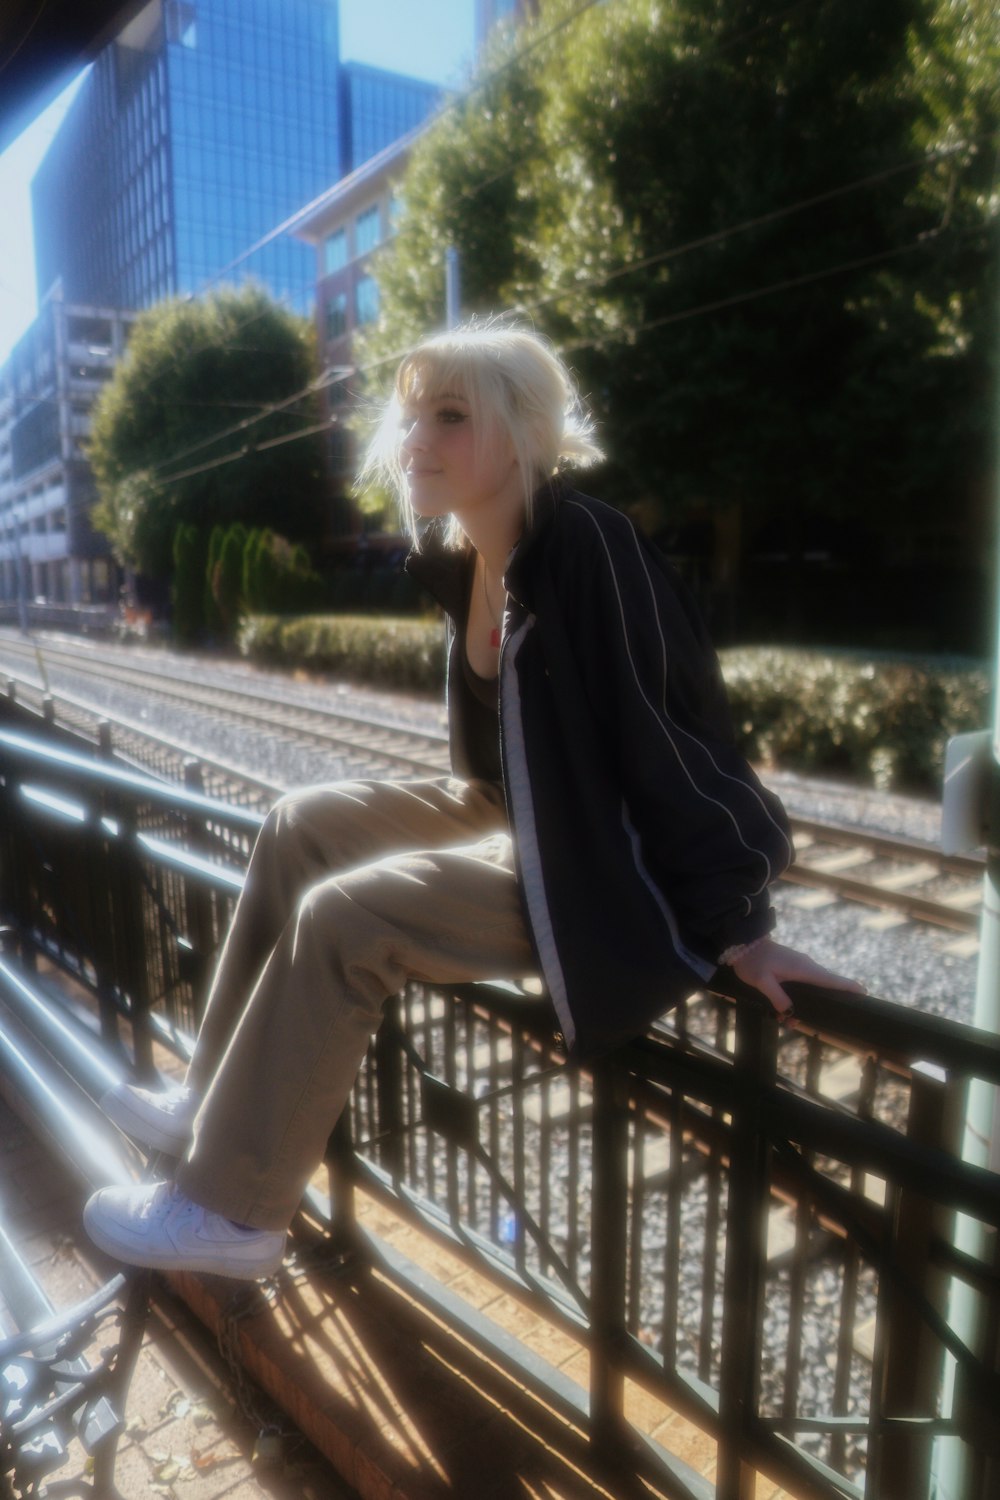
[0,630,983,936]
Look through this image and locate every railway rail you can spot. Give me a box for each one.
[0,629,983,937]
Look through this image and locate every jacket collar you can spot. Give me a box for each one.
[404,476,567,618]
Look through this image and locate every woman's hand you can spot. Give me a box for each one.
[730,937,866,1018]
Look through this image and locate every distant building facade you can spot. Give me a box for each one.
[1,0,440,607]
[0,290,135,605]
[292,129,422,507]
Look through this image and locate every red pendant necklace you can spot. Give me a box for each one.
[481,558,504,649]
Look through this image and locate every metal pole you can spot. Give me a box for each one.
[932,375,1000,1500]
[445,246,462,329]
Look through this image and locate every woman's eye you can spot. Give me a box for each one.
[437,408,467,424]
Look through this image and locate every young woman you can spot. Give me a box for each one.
[84,322,861,1279]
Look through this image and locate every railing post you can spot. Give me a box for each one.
[105,797,155,1075]
[716,1001,774,1500]
[181,759,221,1027]
[876,1062,964,1499]
[373,992,405,1182]
[589,1051,630,1457]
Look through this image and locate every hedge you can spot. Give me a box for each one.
[238,613,446,694]
[238,615,990,792]
[718,647,989,792]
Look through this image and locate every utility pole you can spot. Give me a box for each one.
[445,246,461,330]
[933,411,1000,1500]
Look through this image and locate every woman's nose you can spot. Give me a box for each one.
[400,418,427,454]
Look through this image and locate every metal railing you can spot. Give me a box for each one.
[0,720,997,1500]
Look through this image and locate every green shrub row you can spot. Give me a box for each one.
[238,613,446,694]
[719,647,989,792]
[238,616,990,792]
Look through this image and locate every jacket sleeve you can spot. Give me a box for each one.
[555,500,793,963]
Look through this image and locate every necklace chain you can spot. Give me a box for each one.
[480,556,504,647]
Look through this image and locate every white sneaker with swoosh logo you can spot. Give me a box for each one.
[83,1182,286,1279]
[101,1081,199,1155]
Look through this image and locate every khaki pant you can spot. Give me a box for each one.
[175,777,535,1229]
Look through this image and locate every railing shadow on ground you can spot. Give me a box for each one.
[0,719,997,1500]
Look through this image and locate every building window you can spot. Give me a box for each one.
[166,2,198,48]
[325,292,348,341]
[355,275,379,326]
[323,229,347,275]
[355,204,380,257]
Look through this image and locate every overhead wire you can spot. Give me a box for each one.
[562,222,959,356]
[511,136,989,324]
[130,212,976,493]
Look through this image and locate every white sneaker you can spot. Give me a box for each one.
[101,1080,198,1154]
[83,1182,286,1280]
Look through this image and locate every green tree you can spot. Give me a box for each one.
[203,524,225,639]
[358,0,998,635]
[172,523,206,643]
[215,523,248,636]
[90,285,329,580]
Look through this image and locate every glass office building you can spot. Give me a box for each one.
[31,0,438,315]
[341,61,439,176]
[6,0,441,608]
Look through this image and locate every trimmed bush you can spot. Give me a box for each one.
[720,647,989,792]
[238,613,446,694]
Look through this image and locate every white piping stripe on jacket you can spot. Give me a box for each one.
[500,615,577,1050]
[627,514,794,866]
[621,800,716,982]
[565,499,786,911]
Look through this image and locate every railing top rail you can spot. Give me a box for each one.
[0,725,264,833]
[3,721,993,1089]
[705,973,1000,1085]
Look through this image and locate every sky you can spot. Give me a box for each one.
[0,0,475,367]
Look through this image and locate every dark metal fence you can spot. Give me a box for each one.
[0,722,997,1500]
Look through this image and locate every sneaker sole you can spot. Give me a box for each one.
[101,1088,194,1155]
[83,1201,285,1280]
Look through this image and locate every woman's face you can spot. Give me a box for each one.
[398,390,519,522]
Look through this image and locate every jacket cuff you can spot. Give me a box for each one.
[713,905,776,966]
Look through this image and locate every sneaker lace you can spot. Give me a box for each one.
[140,1181,184,1221]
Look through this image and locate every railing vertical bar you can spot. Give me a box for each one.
[444,996,461,1224]
[404,988,419,1185]
[539,1068,552,1278]
[662,1076,683,1367]
[716,1004,774,1500]
[589,1053,629,1456]
[465,1004,479,1231]
[626,1118,645,1333]
[488,1013,501,1244]
[511,1025,527,1272]
[422,990,437,1204]
[783,1034,824,1425]
[862,1180,897,1500]
[566,1066,580,1285]
[699,1127,724,1387]
[699,996,730,1386]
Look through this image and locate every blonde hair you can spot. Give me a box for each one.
[360,320,602,544]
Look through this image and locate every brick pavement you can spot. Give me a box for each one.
[0,1093,356,1500]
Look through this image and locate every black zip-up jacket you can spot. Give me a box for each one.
[407,480,793,1059]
